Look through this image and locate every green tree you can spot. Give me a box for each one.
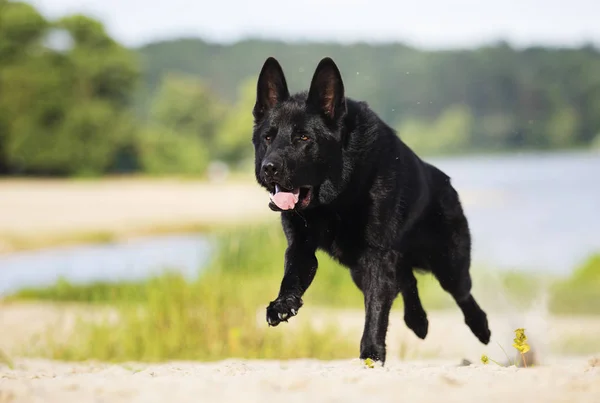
[0,1,48,62]
[213,78,256,164]
[398,105,473,155]
[0,3,140,176]
[136,126,210,176]
[148,73,222,145]
[547,107,579,148]
[0,1,50,173]
[137,73,223,175]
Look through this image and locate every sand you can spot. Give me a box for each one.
[1,303,600,403]
[0,179,265,232]
[1,357,599,403]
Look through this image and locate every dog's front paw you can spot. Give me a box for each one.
[266,295,303,326]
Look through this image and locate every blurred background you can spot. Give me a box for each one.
[1,0,599,365]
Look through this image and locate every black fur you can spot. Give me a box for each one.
[252,57,491,364]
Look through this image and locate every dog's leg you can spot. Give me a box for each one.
[266,236,318,327]
[434,261,491,344]
[356,249,397,365]
[397,266,428,339]
[431,186,491,344]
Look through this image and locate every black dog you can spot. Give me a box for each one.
[251,56,491,364]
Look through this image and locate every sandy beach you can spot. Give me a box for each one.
[1,356,599,403]
[1,302,600,402]
[0,179,274,253]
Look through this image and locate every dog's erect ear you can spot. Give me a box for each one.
[307,57,346,120]
[253,57,290,121]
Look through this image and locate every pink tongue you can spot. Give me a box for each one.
[270,187,299,210]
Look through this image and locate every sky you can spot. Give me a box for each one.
[27,0,600,49]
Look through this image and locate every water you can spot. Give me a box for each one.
[429,151,600,275]
[0,235,211,296]
[0,151,599,295]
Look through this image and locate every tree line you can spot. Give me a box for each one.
[2,1,599,177]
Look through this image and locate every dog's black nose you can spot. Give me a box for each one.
[262,161,279,179]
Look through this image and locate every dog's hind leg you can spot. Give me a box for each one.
[396,263,429,339]
[430,185,491,344]
[432,253,491,344]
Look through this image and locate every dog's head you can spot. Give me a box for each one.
[252,57,347,212]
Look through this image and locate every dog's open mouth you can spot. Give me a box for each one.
[269,184,312,210]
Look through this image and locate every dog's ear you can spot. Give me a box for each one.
[307,57,346,120]
[253,57,290,121]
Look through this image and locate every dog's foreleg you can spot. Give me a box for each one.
[356,248,398,365]
[266,235,318,327]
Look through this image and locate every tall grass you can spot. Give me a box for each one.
[33,272,357,362]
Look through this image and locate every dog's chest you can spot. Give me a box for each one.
[315,211,365,267]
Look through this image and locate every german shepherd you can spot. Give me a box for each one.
[251,57,491,364]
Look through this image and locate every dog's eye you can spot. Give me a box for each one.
[265,135,271,142]
[300,135,310,141]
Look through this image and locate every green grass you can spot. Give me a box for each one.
[8,223,600,362]
[27,272,357,362]
[548,253,600,315]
